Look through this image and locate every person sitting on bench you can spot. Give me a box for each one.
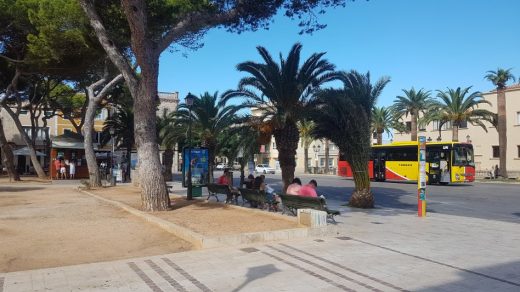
[298,179,318,197]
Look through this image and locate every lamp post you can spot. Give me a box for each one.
[109,127,116,186]
[312,144,321,174]
[185,93,195,200]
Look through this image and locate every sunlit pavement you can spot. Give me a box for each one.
[2,176,519,291]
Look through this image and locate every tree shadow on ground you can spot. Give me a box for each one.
[417,260,520,291]
[0,187,45,193]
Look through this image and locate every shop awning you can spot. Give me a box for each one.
[12,147,46,156]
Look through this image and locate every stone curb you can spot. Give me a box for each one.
[77,188,338,249]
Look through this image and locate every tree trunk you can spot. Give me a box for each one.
[411,112,418,142]
[1,106,46,179]
[134,73,170,211]
[0,117,20,181]
[82,98,102,187]
[303,146,309,174]
[452,125,459,142]
[324,139,330,174]
[377,132,383,145]
[273,122,299,192]
[126,146,132,182]
[162,147,174,181]
[240,165,245,187]
[347,158,374,208]
[497,89,508,178]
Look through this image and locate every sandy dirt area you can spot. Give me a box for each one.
[0,182,192,273]
[90,186,301,236]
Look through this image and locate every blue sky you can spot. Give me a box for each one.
[158,0,520,108]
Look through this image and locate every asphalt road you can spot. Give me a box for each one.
[238,172,520,223]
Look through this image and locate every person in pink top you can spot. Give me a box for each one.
[286,177,302,195]
[298,180,318,197]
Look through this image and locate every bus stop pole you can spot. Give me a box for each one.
[418,136,427,217]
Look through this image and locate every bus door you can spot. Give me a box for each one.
[439,145,451,184]
[373,151,386,181]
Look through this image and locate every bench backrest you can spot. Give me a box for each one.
[279,194,326,211]
[207,183,231,195]
[238,188,267,204]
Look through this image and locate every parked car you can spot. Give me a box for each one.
[215,163,227,170]
[255,164,275,174]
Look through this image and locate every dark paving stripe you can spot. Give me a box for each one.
[279,243,409,292]
[348,237,520,288]
[145,260,187,292]
[128,262,163,292]
[162,258,212,292]
[261,251,356,292]
[0,277,4,292]
[267,245,383,292]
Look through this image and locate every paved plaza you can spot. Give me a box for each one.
[1,178,519,291]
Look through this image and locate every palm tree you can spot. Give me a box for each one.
[392,88,433,141]
[313,70,390,208]
[371,106,394,145]
[223,43,340,191]
[175,91,242,183]
[157,108,182,181]
[485,68,516,178]
[427,87,494,142]
[297,120,315,174]
[102,105,134,183]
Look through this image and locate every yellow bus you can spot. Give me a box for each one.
[338,141,475,184]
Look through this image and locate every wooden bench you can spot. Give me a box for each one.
[279,194,340,223]
[206,183,241,203]
[238,188,278,211]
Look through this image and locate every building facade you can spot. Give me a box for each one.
[393,84,520,174]
[1,91,180,175]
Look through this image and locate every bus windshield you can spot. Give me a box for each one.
[453,144,474,167]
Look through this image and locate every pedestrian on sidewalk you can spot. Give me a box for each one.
[494,164,500,179]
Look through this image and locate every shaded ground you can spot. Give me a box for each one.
[90,186,301,236]
[0,183,193,273]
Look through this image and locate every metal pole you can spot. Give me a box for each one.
[187,106,193,200]
[112,136,116,186]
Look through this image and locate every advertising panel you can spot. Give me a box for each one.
[182,147,210,187]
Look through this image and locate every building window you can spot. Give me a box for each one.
[328,158,334,167]
[406,121,412,132]
[432,120,452,131]
[95,108,107,121]
[19,110,28,115]
[492,146,499,158]
[458,120,468,128]
[518,145,520,158]
[517,112,520,125]
[272,142,276,149]
[418,123,426,131]
[320,158,325,167]
[22,126,49,140]
[372,132,377,139]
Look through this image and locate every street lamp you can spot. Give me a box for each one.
[312,144,321,174]
[109,127,116,186]
[185,92,196,200]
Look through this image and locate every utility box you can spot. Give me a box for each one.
[297,209,327,227]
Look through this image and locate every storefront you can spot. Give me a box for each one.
[50,133,90,179]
